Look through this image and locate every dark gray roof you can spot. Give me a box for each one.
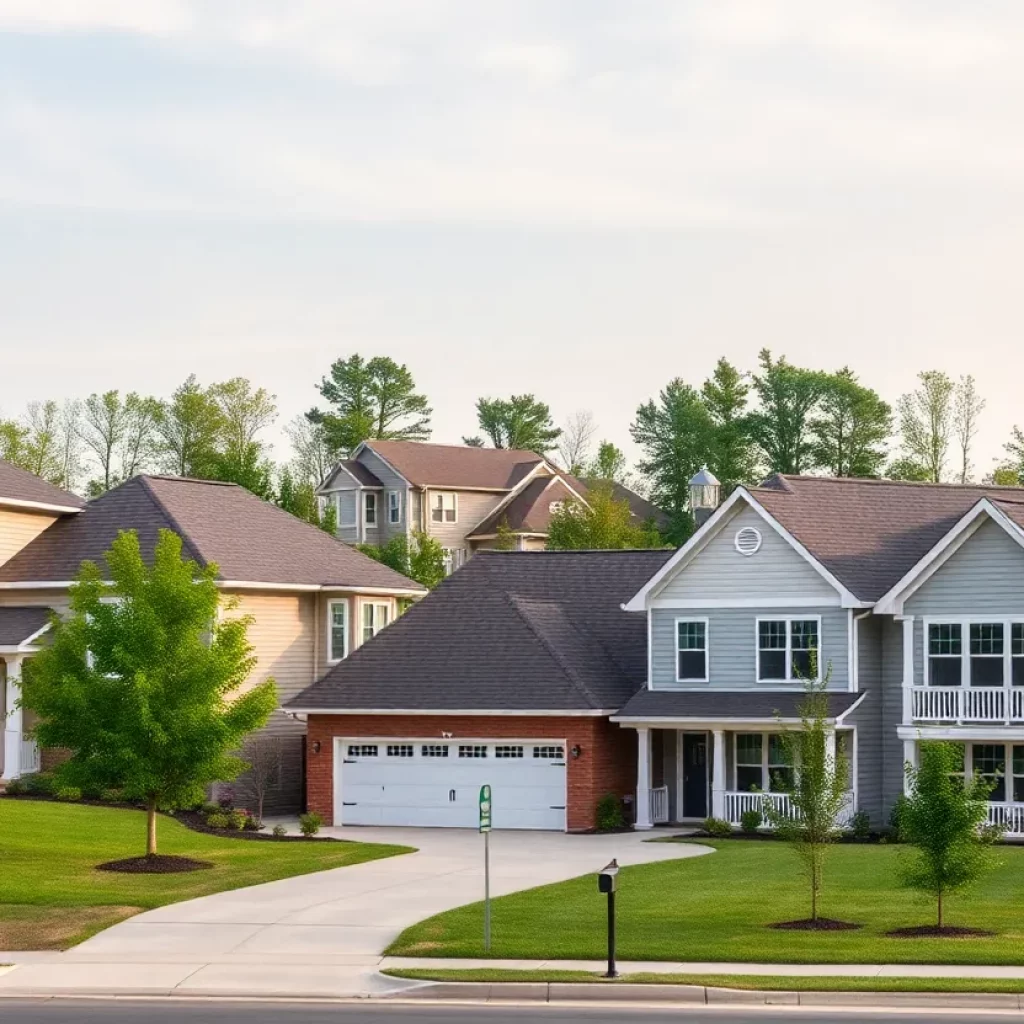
[0,460,84,511]
[0,476,425,592]
[288,549,673,712]
[752,475,1024,601]
[321,459,384,490]
[616,688,864,721]
[0,607,51,647]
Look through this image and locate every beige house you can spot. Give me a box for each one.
[0,462,425,810]
[318,439,666,573]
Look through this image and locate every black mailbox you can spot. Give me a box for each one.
[598,865,618,893]
[597,858,619,977]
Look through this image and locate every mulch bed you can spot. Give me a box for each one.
[175,811,345,843]
[886,925,996,939]
[692,830,885,844]
[96,854,214,874]
[770,918,863,931]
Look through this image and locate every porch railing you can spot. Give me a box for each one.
[649,785,670,825]
[724,790,855,828]
[987,803,1024,837]
[910,686,1024,724]
[19,739,40,774]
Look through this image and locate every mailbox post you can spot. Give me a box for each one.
[479,785,492,952]
[597,859,619,978]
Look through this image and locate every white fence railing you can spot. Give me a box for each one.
[649,785,670,824]
[911,686,1024,724]
[724,790,855,828]
[19,739,40,774]
[986,803,1024,837]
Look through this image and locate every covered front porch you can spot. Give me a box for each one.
[612,689,863,830]
[0,608,51,783]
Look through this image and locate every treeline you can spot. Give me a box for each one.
[3,351,1023,545]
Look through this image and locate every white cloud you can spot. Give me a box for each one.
[0,0,191,34]
[475,42,573,88]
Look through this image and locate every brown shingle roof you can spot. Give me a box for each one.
[0,460,84,512]
[362,440,545,489]
[468,476,580,537]
[751,474,1024,601]
[0,476,425,592]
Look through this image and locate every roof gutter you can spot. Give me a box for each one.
[0,580,428,596]
[283,707,617,717]
[0,497,83,515]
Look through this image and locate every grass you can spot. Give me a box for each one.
[0,799,412,949]
[388,839,1024,965]
[383,967,1024,994]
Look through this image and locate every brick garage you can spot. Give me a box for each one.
[305,713,636,832]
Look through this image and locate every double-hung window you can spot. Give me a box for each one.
[361,601,391,644]
[431,492,457,523]
[327,599,349,663]
[388,491,401,525]
[734,733,793,792]
[927,623,962,685]
[364,492,378,527]
[757,618,820,682]
[927,620,1024,687]
[970,623,1004,686]
[1015,625,1024,685]
[676,619,708,682]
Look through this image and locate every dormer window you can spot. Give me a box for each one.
[431,492,457,523]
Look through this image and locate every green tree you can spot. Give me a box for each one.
[211,378,276,465]
[953,375,985,484]
[745,350,828,475]
[21,529,276,857]
[998,427,1024,486]
[631,379,715,545]
[0,418,29,466]
[810,368,893,477]
[898,370,956,483]
[209,442,276,501]
[547,482,663,550]
[358,532,444,589]
[493,520,518,550]
[312,354,432,455]
[587,441,629,484]
[898,741,1000,929]
[469,395,561,454]
[886,457,932,482]
[157,375,224,477]
[285,413,336,488]
[702,358,758,490]
[79,391,160,493]
[761,672,849,924]
[319,500,338,536]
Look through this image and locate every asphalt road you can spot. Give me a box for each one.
[0,1002,1013,1024]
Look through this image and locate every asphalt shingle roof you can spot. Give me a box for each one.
[0,460,84,511]
[751,475,1024,601]
[0,476,425,591]
[616,688,864,720]
[0,607,51,646]
[288,549,673,712]
[362,440,545,489]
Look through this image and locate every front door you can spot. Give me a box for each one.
[682,733,708,819]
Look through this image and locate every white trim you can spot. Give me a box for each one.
[351,442,413,487]
[920,615,1024,691]
[0,579,428,596]
[898,724,1024,741]
[755,615,823,684]
[733,526,762,556]
[363,491,379,528]
[0,496,83,515]
[731,730,793,793]
[833,690,868,725]
[289,707,617,717]
[876,499,1024,615]
[326,597,350,665]
[430,491,459,525]
[674,616,710,683]
[359,598,392,644]
[469,532,549,542]
[613,715,841,727]
[623,487,868,612]
[317,462,384,494]
[387,490,402,525]
[650,596,837,609]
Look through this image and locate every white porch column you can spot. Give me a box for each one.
[2,655,24,781]
[903,737,919,796]
[711,729,726,819]
[635,727,652,830]
[900,616,915,726]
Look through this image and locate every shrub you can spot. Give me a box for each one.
[54,785,82,802]
[4,778,28,796]
[889,795,909,842]
[850,810,871,840]
[100,788,123,804]
[740,809,762,834]
[200,802,222,817]
[595,794,625,832]
[218,790,235,811]
[299,812,323,837]
[272,824,288,837]
[242,814,261,832]
[702,816,733,838]
[206,812,229,830]
[226,810,246,831]
[24,772,55,796]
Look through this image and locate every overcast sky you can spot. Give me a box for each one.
[2,1,1023,475]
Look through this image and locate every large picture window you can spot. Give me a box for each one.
[756,618,820,682]
[328,599,349,663]
[676,619,708,682]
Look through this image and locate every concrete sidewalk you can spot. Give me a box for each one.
[0,826,709,1000]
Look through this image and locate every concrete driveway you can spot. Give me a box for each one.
[0,826,710,999]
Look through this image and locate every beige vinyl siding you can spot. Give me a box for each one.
[425,489,506,551]
[0,588,71,615]
[0,509,60,568]
[314,591,399,679]
[656,505,839,604]
[220,590,316,813]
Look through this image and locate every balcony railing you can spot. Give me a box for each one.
[19,738,40,774]
[910,686,1024,725]
[724,790,854,828]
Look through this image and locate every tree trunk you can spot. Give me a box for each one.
[937,889,943,930]
[147,799,158,857]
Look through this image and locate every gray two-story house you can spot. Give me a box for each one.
[289,472,1024,836]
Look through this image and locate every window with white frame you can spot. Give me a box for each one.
[431,492,457,523]
[676,619,708,682]
[926,620,1024,687]
[337,491,357,528]
[956,743,1024,802]
[734,733,794,792]
[364,491,378,526]
[971,623,1004,686]
[757,618,819,682]
[442,547,467,575]
[928,623,962,686]
[1015,625,1024,685]
[388,490,401,525]
[328,599,349,663]
[361,601,391,643]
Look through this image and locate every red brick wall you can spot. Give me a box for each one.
[305,714,637,831]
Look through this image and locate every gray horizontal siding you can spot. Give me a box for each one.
[651,607,849,690]
[853,614,883,826]
[880,614,906,823]
[657,505,839,603]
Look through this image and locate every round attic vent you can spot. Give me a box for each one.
[734,526,762,556]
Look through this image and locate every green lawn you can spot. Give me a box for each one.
[0,799,411,950]
[383,968,1024,995]
[388,840,1024,965]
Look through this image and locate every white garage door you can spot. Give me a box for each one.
[336,738,567,831]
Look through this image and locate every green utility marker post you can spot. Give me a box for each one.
[479,784,492,951]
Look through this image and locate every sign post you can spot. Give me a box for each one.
[479,784,492,952]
